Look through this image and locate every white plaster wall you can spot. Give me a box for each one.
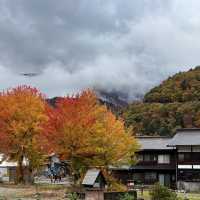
[178,181,200,192]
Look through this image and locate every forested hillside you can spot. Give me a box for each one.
[144,66,200,103]
[123,66,200,136]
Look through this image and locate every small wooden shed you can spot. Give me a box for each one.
[82,169,107,189]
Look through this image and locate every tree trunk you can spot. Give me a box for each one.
[69,160,78,185]
[17,155,24,184]
[28,164,34,184]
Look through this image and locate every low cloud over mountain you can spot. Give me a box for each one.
[0,0,199,99]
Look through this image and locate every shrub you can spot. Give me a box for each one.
[107,181,127,192]
[66,192,79,200]
[150,183,179,200]
[105,173,127,192]
[120,193,136,200]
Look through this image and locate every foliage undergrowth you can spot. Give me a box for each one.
[150,183,182,200]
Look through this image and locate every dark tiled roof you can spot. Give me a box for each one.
[168,128,200,146]
[110,165,175,171]
[131,165,175,170]
[137,137,173,150]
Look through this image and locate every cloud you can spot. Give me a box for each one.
[0,0,199,99]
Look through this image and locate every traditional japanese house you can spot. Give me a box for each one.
[112,136,176,188]
[133,136,176,188]
[112,129,200,191]
[168,128,200,191]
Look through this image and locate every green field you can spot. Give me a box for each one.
[138,190,200,200]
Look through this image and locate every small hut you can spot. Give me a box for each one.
[0,154,29,183]
[82,169,106,189]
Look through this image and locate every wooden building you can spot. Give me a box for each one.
[82,169,106,189]
[0,154,29,183]
[112,137,176,188]
[168,128,200,191]
[112,129,200,191]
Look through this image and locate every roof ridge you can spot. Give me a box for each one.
[177,128,200,132]
[136,136,172,139]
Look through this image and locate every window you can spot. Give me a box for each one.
[193,165,200,169]
[144,154,150,162]
[150,154,157,162]
[178,146,191,152]
[158,155,170,164]
[193,146,200,152]
[143,154,157,162]
[178,165,192,169]
[137,154,143,162]
[178,153,184,161]
[178,170,200,182]
[144,173,157,182]
[178,153,191,162]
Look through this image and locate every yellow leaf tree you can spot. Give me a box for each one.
[0,86,48,183]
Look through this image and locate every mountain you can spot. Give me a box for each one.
[96,90,128,112]
[144,66,200,103]
[123,66,200,136]
[46,67,200,136]
[46,90,129,112]
[46,97,63,107]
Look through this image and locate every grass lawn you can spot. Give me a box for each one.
[137,190,200,200]
[178,193,200,200]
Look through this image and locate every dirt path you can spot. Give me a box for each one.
[0,184,66,200]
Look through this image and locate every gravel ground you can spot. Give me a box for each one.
[0,184,66,200]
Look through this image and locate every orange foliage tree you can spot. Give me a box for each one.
[45,90,139,182]
[0,86,48,183]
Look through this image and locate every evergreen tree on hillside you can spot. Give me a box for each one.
[123,66,200,136]
[144,66,200,103]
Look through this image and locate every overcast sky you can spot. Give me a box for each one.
[0,0,200,99]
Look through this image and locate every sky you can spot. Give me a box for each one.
[0,0,200,100]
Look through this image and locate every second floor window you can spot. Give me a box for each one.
[158,154,170,164]
[143,154,157,162]
[178,153,192,162]
[137,154,157,162]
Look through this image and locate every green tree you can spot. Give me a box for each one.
[150,183,179,200]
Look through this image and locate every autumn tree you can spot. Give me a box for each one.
[45,90,139,183]
[123,66,200,136]
[144,66,200,103]
[0,86,48,183]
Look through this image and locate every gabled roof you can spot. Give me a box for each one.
[82,169,101,186]
[168,128,200,146]
[137,137,173,150]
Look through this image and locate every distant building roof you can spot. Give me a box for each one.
[137,137,173,150]
[168,128,200,146]
[0,154,28,167]
[82,169,101,186]
[109,165,131,170]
